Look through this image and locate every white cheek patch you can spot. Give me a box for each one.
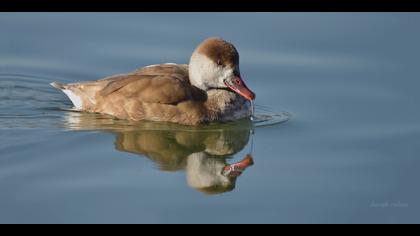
[206,62,234,87]
[189,53,234,89]
[218,67,234,86]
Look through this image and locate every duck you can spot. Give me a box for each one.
[50,37,256,126]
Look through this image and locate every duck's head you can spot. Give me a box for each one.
[186,153,254,195]
[189,37,256,101]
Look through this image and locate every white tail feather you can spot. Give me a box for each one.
[62,89,83,110]
[50,82,83,110]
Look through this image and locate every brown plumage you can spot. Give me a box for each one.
[51,37,255,126]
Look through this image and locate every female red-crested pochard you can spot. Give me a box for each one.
[51,37,256,125]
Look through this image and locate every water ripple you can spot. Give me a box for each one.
[252,105,291,127]
[0,73,68,129]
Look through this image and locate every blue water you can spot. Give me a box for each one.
[1,13,420,223]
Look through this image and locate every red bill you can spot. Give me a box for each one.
[224,76,256,101]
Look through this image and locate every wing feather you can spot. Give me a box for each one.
[98,65,193,105]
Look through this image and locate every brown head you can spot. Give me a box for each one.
[189,37,256,101]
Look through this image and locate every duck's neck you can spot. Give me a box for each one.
[204,89,251,122]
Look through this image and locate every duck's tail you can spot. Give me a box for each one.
[50,81,85,110]
[50,81,67,90]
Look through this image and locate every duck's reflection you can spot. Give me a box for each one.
[63,111,254,195]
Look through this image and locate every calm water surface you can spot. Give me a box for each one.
[0,13,420,223]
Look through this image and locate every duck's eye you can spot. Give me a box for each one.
[217,60,223,66]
